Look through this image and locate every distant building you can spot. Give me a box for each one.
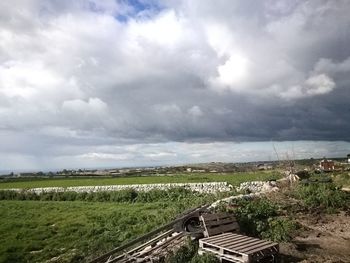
[347,154,350,163]
[257,163,273,170]
[192,169,206,173]
[319,159,335,171]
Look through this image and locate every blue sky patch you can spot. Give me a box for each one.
[116,0,164,22]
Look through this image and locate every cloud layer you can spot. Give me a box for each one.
[0,0,350,169]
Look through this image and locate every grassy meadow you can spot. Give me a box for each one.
[0,198,208,263]
[0,171,280,263]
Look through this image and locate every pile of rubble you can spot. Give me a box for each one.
[8,182,233,194]
[236,181,279,193]
[210,181,279,209]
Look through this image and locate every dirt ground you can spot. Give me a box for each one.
[279,211,350,263]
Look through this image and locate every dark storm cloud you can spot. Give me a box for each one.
[0,0,350,169]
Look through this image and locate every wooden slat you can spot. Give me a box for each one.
[224,238,262,251]
[240,240,277,254]
[200,212,240,237]
[200,233,244,244]
[199,233,279,263]
[227,239,269,251]
[109,229,174,262]
[211,235,253,247]
[242,241,278,253]
[201,212,233,221]
[204,217,237,227]
[200,232,232,242]
[244,243,278,255]
[205,223,240,237]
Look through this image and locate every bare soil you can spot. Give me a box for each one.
[279,211,350,262]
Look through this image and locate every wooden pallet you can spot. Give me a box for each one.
[200,212,240,237]
[199,233,279,263]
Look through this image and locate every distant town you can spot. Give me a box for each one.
[2,155,350,179]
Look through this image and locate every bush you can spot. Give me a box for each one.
[230,199,278,237]
[190,254,220,263]
[219,198,296,241]
[164,239,219,263]
[166,243,197,263]
[294,182,348,212]
[261,218,297,242]
[0,188,206,203]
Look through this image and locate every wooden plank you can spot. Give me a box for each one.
[204,217,237,227]
[201,212,233,221]
[241,241,277,254]
[224,238,262,251]
[199,247,249,263]
[137,232,184,261]
[201,233,250,245]
[201,213,240,237]
[205,223,240,237]
[244,243,279,255]
[227,239,268,251]
[204,222,238,232]
[109,229,174,262]
[208,236,252,246]
[204,234,240,245]
[200,232,232,242]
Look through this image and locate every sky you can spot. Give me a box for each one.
[0,0,350,171]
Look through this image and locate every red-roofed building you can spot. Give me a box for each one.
[320,159,335,172]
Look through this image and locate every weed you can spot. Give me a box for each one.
[294,182,348,212]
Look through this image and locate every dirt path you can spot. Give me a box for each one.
[279,211,350,262]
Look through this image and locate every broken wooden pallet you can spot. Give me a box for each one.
[199,233,279,263]
[200,212,240,237]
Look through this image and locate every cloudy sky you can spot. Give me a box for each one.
[1,0,350,171]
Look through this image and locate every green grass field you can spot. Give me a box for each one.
[0,171,280,189]
[0,199,204,263]
[0,171,281,263]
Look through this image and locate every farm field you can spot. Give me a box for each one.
[0,198,206,263]
[0,171,279,189]
[0,171,349,263]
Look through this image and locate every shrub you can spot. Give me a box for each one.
[231,199,278,237]
[190,254,220,263]
[166,241,197,263]
[219,198,296,241]
[294,182,348,212]
[164,239,219,263]
[261,218,298,242]
[0,187,214,204]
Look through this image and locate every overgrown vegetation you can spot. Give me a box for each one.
[0,197,210,263]
[0,188,224,203]
[162,239,219,263]
[294,181,349,212]
[333,171,350,187]
[220,199,297,242]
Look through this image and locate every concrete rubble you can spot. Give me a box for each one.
[236,180,279,193]
[210,180,279,209]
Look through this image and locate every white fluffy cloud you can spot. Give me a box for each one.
[0,0,350,170]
